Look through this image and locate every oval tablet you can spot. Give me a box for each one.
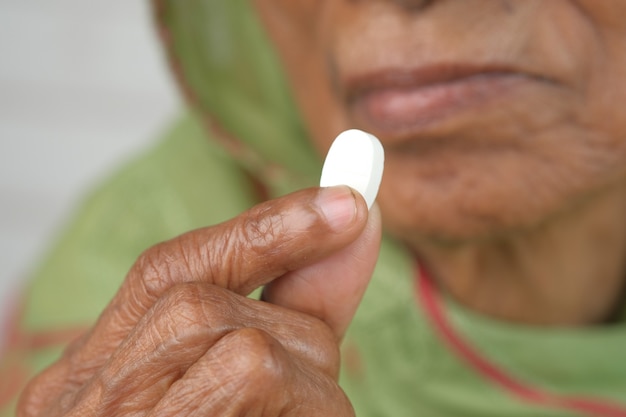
[320,129,385,209]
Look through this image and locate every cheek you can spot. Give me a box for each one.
[568,3,626,163]
[575,1,626,30]
[377,126,626,243]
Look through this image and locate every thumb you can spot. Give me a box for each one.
[262,200,382,341]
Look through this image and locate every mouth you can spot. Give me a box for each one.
[344,64,547,143]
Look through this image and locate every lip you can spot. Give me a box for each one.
[344,64,545,142]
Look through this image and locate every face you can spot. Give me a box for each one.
[254,0,626,243]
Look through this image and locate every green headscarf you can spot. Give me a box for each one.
[154,0,319,194]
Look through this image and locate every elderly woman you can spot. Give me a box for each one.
[3,0,626,416]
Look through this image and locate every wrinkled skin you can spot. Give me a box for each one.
[256,0,626,324]
[18,0,626,416]
[18,187,381,416]
[256,0,626,240]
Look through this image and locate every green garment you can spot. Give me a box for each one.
[3,1,626,415]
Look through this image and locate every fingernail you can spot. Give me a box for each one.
[317,186,358,232]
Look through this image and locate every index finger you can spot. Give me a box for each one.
[101,186,368,338]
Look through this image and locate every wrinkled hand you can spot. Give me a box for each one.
[18,186,382,417]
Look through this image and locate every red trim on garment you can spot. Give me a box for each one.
[0,362,29,408]
[0,298,88,409]
[416,265,626,417]
[2,300,86,354]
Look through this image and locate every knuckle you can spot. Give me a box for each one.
[238,207,285,255]
[154,284,222,333]
[133,243,174,295]
[160,284,207,324]
[149,284,239,347]
[226,328,289,388]
[133,238,204,296]
[202,226,239,288]
[203,209,288,290]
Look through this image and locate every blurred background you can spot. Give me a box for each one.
[0,0,180,336]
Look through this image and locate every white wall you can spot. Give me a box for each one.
[0,0,180,334]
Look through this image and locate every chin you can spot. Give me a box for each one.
[375,145,622,244]
[379,183,561,245]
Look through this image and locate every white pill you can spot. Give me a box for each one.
[320,129,385,209]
